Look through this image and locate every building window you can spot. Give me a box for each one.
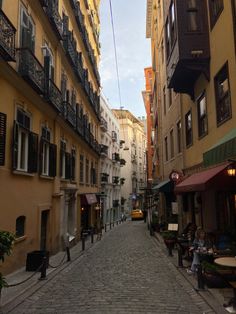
[176,121,182,153]
[214,62,231,126]
[163,86,166,115]
[13,108,38,173]
[16,216,26,238]
[71,148,76,181]
[0,112,6,166]
[170,129,174,158]
[40,127,57,177]
[185,111,193,147]
[170,1,176,43]
[86,158,89,184]
[165,18,170,59]
[187,0,199,31]
[20,6,35,52]
[43,44,54,82]
[164,136,168,161]
[80,154,84,183]
[197,92,208,137]
[209,0,224,28]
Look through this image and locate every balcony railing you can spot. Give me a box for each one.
[112,177,119,185]
[113,200,119,207]
[112,153,120,163]
[112,131,117,142]
[47,79,62,112]
[75,53,84,82]
[66,103,76,128]
[44,2,63,40]
[100,144,108,157]
[84,77,90,96]
[63,31,77,68]
[18,48,45,95]
[0,9,16,61]
[101,173,109,184]
[100,116,108,132]
[76,116,84,136]
[74,2,84,32]
[120,159,126,166]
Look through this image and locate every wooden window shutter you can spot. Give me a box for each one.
[49,143,57,177]
[0,113,6,166]
[39,138,44,175]
[12,121,19,170]
[28,131,38,173]
[65,152,71,179]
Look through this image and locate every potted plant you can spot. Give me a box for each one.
[0,230,15,262]
[201,261,230,288]
[161,231,177,256]
[0,230,15,295]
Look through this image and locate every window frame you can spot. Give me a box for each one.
[185,110,193,147]
[176,120,182,153]
[208,0,224,29]
[197,92,208,138]
[16,215,26,238]
[214,62,232,126]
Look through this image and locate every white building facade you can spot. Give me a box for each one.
[100,96,121,225]
[112,110,147,214]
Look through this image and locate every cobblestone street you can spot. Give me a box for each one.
[7,222,214,314]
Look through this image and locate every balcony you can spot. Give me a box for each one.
[84,77,90,96]
[112,153,120,163]
[120,178,125,185]
[100,144,108,157]
[76,116,84,137]
[112,131,117,142]
[112,176,119,185]
[62,101,76,128]
[47,79,62,112]
[0,9,16,61]
[63,31,77,68]
[101,173,109,185]
[166,1,210,99]
[44,2,63,40]
[74,2,84,32]
[18,48,45,95]
[113,200,119,207]
[120,159,126,166]
[75,52,84,83]
[100,116,108,132]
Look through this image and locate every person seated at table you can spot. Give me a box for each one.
[187,227,211,274]
[182,222,197,242]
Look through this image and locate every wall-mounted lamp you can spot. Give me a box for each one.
[227,165,236,177]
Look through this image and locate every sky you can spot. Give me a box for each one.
[99,0,151,118]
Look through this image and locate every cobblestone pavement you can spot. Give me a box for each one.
[7,221,216,314]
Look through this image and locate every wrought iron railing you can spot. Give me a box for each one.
[47,79,62,112]
[63,31,77,68]
[66,104,76,128]
[0,9,16,61]
[100,144,108,156]
[18,48,45,94]
[100,116,108,130]
[44,2,63,40]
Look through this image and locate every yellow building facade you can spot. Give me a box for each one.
[147,0,236,234]
[0,0,101,274]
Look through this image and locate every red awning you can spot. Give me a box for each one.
[175,162,231,193]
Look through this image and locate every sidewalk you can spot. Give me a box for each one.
[153,231,231,314]
[1,222,120,313]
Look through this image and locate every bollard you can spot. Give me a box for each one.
[39,256,47,280]
[196,264,205,290]
[91,229,94,244]
[105,224,107,232]
[113,221,114,227]
[82,235,85,251]
[110,222,112,229]
[116,220,118,226]
[177,246,183,268]
[66,246,71,262]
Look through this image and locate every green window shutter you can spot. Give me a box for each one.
[12,121,19,170]
[28,131,38,173]
[49,143,57,177]
[0,112,6,166]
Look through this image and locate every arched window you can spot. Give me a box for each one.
[16,216,26,238]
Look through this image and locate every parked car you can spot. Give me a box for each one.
[131,209,144,221]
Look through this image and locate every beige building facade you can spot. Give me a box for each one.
[0,0,101,274]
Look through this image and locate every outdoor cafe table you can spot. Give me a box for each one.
[215,257,236,313]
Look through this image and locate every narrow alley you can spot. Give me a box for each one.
[5,222,215,314]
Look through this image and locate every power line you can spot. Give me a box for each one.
[109,0,122,109]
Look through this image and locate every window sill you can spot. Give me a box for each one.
[15,235,26,243]
[39,175,54,180]
[13,170,34,177]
